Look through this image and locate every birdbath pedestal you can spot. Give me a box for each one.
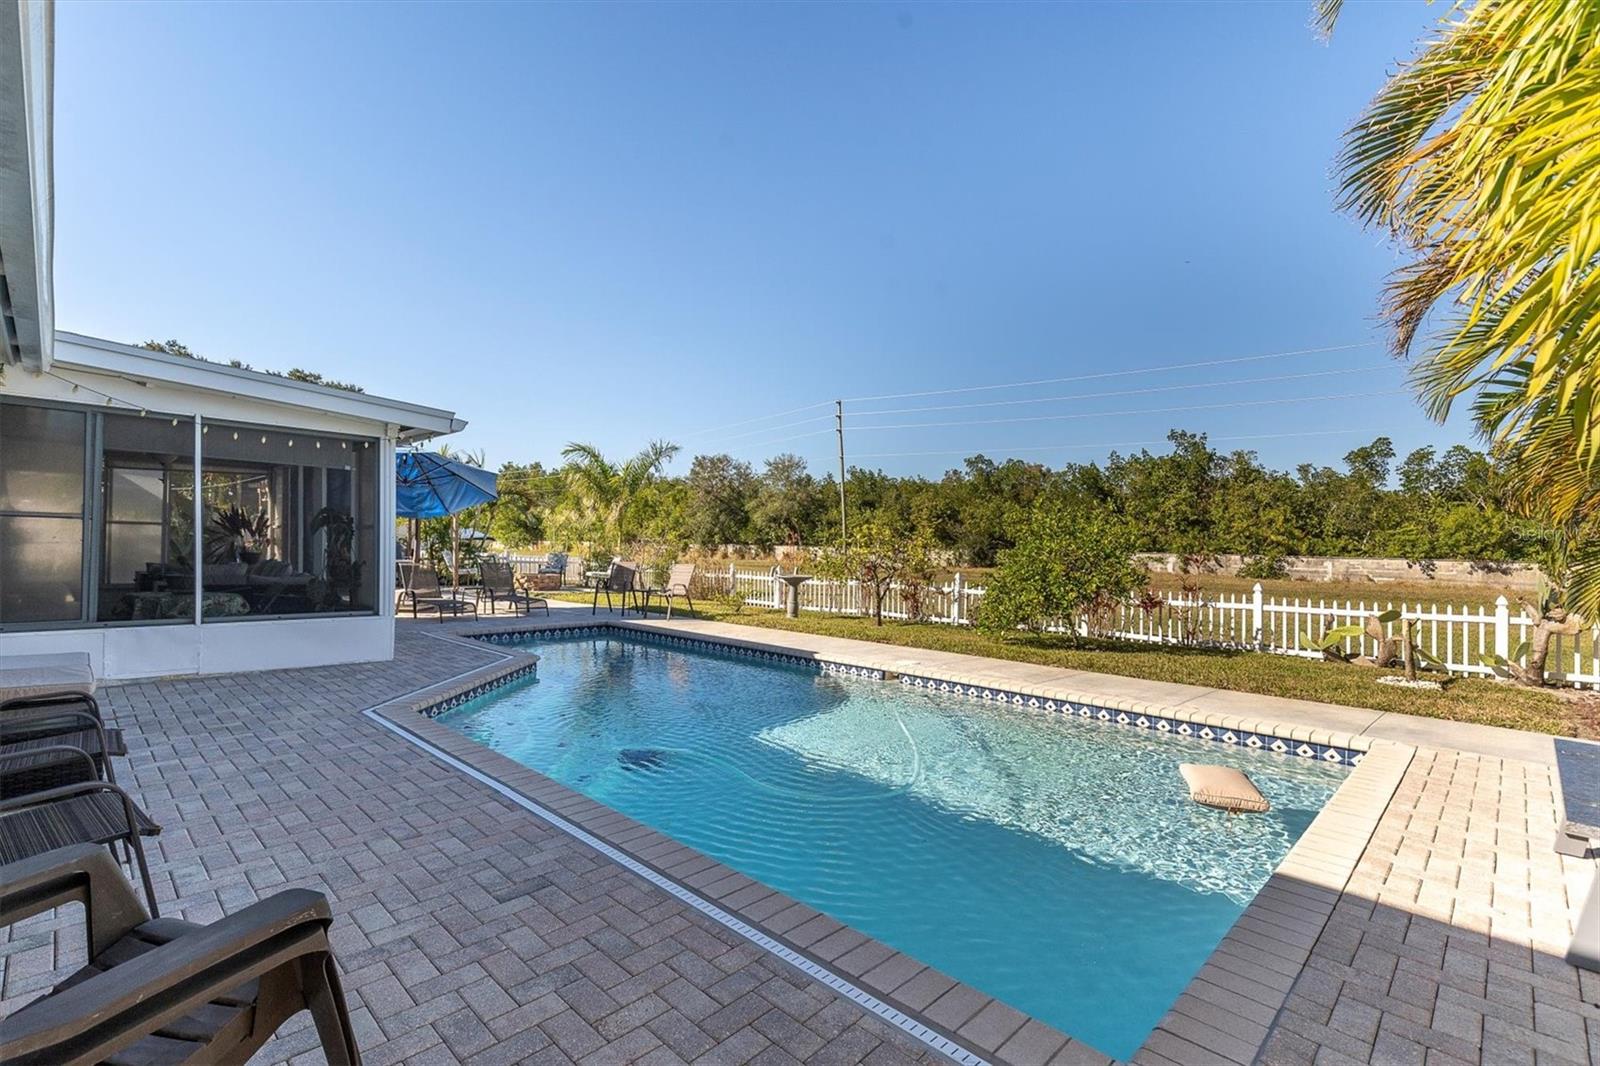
[775,574,812,619]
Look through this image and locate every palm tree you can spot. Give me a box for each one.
[558,440,680,553]
[1323,0,1600,627]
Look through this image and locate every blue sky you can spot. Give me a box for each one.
[54,1,1454,479]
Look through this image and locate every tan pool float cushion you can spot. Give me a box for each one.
[1180,763,1270,813]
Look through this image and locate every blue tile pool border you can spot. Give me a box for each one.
[417,659,538,718]
[452,624,1363,766]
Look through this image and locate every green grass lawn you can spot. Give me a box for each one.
[548,591,1589,737]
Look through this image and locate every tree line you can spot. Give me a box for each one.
[477,429,1544,570]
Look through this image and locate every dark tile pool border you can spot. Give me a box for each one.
[466,623,1365,766]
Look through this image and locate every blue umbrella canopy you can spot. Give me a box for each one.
[396,451,498,518]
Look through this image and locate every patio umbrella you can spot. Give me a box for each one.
[396,451,498,589]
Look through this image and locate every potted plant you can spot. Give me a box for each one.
[207,505,270,563]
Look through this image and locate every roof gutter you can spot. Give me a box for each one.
[0,0,55,373]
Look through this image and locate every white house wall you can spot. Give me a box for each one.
[0,615,396,680]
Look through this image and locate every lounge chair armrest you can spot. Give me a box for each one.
[1,706,104,735]
[0,889,337,1064]
[0,777,135,813]
[1,710,112,764]
[0,743,101,789]
[2,693,103,722]
[0,845,149,953]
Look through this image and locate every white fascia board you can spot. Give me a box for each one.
[50,332,465,440]
[0,0,55,372]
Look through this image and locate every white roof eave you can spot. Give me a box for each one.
[52,331,465,440]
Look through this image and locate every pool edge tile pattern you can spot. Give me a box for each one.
[467,621,1364,765]
[399,619,1406,1065]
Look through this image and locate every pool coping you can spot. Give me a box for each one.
[376,617,1415,1066]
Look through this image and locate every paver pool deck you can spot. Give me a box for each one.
[2,603,1595,1065]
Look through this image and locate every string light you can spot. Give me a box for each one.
[232,431,239,441]
[260,434,267,444]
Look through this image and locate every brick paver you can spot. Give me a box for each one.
[1258,749,1598,1066]
[3,617,1595,1066]
[0,625,947,1065]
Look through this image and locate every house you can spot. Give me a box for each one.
[0,2,464,678]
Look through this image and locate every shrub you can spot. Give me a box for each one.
[1238,553,1288,580]
[813,516,937,626]
[975,501,1144,640]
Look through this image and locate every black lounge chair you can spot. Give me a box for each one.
[0,844,361,1065]
[0,745,162,915]
[478,559,550,616]
[3,692,127,792]
[399,565,478,622]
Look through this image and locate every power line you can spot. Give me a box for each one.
[841,341,1380,403]
[725,428,837,452]
[675,400,837,442]
[846,389,1405,434]
[847,365,1388,418]
[693,365,1387,449]
[854,427,1370,460]
[689,413,836,447]
[673,340,1380,442]
[721,386,1404,455]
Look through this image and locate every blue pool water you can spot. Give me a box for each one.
[442,635,1347,1059]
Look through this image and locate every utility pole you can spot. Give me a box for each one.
[835,399,847,550]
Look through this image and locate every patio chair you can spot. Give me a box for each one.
[642,563,697,619]
[2,693,127,793]
[479,559,550,617]
[0,746,162,915]
[398,566,477,622]
[592,561,640,615]
[0,843,361,1066]
[538,551,568,576]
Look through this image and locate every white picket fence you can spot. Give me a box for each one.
[704,564,1600,689]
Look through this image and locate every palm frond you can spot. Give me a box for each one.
[1312,0,1342,42]
[1336,0,1600,609]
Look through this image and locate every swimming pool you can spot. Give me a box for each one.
[441,633,1348,1059]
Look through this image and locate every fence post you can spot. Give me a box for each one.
[771,566,781,610]
[727,562,736,597]
[1252,582,1265,649]
[950,572,964,625]
[1494,595,1511,664]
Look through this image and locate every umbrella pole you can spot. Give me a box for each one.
[452,513,460,590]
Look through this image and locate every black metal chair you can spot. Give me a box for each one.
[592,562,640,615]
[2,692,127,791]
[0,742,162,916]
